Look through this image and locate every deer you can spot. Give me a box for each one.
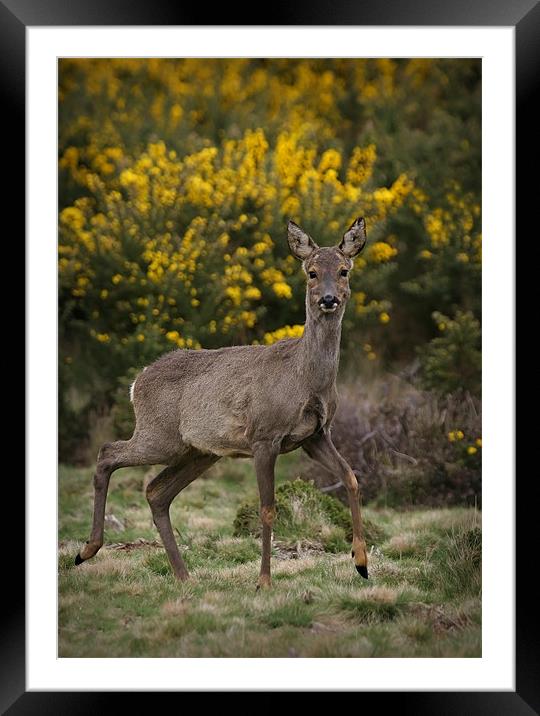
[75,217,370,588]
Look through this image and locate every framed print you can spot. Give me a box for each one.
[9,0,533,710]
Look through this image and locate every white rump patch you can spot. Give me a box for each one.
[129,366,147,402]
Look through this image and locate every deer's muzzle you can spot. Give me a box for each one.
[318,294,340,312]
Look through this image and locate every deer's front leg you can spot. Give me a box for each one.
[303,431,368,578]
[252,441,278,589]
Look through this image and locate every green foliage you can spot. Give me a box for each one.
[110,367,139,439]
[262,603,314,629]
[418,310,481,395]
[338,596,401,623]
[146,552,173,577]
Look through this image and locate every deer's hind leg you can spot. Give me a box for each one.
[146,451,220,580]
[302,431,369,579]
[76,435,179,566]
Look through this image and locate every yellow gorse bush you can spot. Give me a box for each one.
[59,60,420,363]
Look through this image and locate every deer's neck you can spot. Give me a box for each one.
[298,307,343,392]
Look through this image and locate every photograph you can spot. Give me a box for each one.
[57,57,483,658]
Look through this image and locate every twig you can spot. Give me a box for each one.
[320,481,343,493]
[389,448,418,465]
[358,429,378,447]
[466,391,479,418]
[379,429,399,450]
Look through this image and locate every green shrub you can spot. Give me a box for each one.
[418,310,481,395]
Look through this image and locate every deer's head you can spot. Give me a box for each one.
[287,217,367,318]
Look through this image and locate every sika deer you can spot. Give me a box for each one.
[76,218,369,587]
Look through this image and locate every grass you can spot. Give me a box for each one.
[58,453,481,657]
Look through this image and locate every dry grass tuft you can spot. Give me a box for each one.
[78,556,131,578]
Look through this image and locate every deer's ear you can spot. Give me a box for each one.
[339,217,367,257]
[287,220,318,260]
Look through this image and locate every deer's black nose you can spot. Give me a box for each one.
[320,294,339,308]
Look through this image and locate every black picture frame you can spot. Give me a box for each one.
[10,0,532,710]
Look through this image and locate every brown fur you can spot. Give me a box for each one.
[76,217,370,584]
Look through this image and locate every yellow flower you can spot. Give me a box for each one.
[96,333,110,343]
[438,323,446,331]
[420,249,432,259]
[253,242,269,255]
[225,286,242,306]
[448,431,456,442]
[240,310,257,328]
[318,148,342,173]
[476,438,482,447]
[456,430,464,440]
[282,195,300,216]
[60,206,85,231]
[467,446,477,455]
[137,334,145,342]
[263,324,304,345]
[272,281,292,299]
[367,351,376,361]
[112,274,122,285]
[367,242,398,263]
[244,286,262,300]
[457,252,469,263]
[261,267,285,284]
[425,210,449,246]
[347,144,376,184]
[170,103,183,123]
[373,188,394,205]
[379,312,390,324]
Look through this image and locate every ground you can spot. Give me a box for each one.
[59,453,481,658]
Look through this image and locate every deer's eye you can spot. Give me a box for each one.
[308,271,317,279]
[340,269,349,277]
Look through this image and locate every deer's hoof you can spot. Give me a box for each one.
[356,565,369,579]
[74,553,84,566]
